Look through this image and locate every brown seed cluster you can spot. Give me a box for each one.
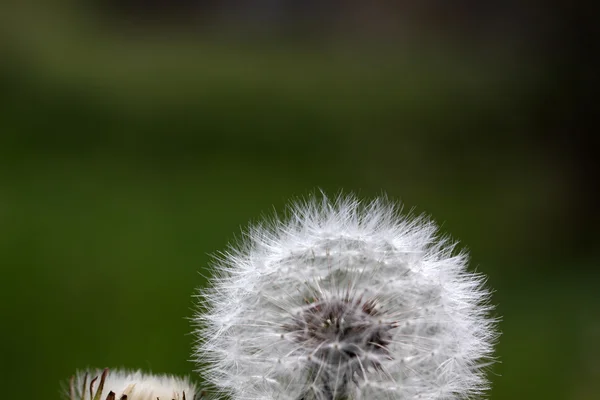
[283,295,397,398]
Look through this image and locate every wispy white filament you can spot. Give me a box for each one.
[68,369,197,400]
[194,194,497,400]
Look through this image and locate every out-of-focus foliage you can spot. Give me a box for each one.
[0,2,597,400]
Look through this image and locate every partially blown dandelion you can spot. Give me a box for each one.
[194,195,497,400]
[67,368,199,400]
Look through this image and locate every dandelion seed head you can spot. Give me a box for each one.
[194,194,497,400]
[67,368,198,400]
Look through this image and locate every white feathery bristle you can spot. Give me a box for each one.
[194,194,498,400]
[67,368,198,400]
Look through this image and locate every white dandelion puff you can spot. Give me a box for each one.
[66,368,200,400]
[194,194,498,400]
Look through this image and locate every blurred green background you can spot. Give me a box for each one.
[0,2,597,399]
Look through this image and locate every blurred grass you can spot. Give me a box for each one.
[1,3,598,400]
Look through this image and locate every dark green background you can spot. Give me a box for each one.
[1,3,597,399]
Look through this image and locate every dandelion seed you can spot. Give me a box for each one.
[194,194,498,400]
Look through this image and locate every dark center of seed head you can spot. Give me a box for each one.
[284,297,395,364]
